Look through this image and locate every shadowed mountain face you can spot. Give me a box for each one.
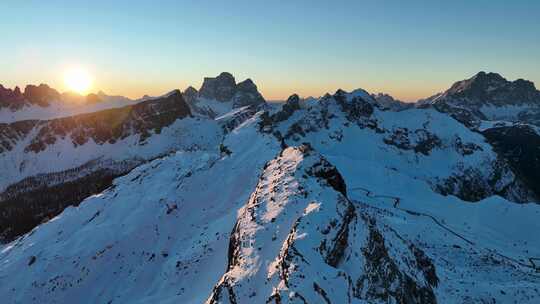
[442,72,539,106]
[0,84,61,109]
[483,125,540,200]
[187,72,266,109]
[421,72,540,127]
[0,90,191,154]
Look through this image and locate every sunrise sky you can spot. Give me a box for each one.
[1,0,539,101]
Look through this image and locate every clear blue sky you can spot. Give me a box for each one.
[1,0,539,101]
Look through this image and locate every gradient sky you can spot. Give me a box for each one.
[1,0,539,101]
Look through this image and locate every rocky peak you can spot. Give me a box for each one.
[195,72,266,108]
[182,86,198,104]
[286,93,300,108]
[232,79,265,108]
[0,84,26,109]
[199,72,237,102]
[235,78,257,93]
[23,84,61,106]
[442,71,539,104]
[372,93,413,111]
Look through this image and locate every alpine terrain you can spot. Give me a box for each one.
[0,72,539,304]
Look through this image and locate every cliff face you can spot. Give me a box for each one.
[187,72,266,117]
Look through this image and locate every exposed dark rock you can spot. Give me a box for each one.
[0,120,37,153]
[356,220,437,304]
[28,256,37,266]
[199,72,237,102]
[232,79,265,108]
[307,158,347,197]
[23,84,61,107]
[0,84,26,110]
[259,94,301,134]
[182,86,198,104]
[454,136,482,156]
[383,128,442,156]
[196,72,266,108]
[372,93,413,111]
[435,162,534,203]
[483,125,540,201]
[442,72,539,105]
[413,130,443,156]
[334,90,375,121]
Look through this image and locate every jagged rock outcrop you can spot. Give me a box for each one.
[232,78,265,108]
[200,72,237,102]
[372,93,413,111]
[194,72,266,109]
[183,86,198,104]
[207,145,438,303]
[0,85,26,109]
[23,84,61,106]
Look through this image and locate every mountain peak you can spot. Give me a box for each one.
[196,72,266,108]
[199,72,237,101]
[439,71,539,105]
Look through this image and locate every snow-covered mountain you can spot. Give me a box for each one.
[419,71,540,127]
[1,73,540,303]
[418,71,540,203]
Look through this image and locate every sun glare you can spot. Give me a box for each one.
[64,68,92,94]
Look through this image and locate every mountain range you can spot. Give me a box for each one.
[0,71,539,303]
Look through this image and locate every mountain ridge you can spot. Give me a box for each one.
[1,71,539,303]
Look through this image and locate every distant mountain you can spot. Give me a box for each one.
[372,93,413,111]
[418,72,540,202]
[0,84,140,123]
[183,72,266,118]
[0,84,60,109]
[418,71,540,127]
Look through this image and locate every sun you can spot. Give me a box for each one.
[64,68,92,94]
